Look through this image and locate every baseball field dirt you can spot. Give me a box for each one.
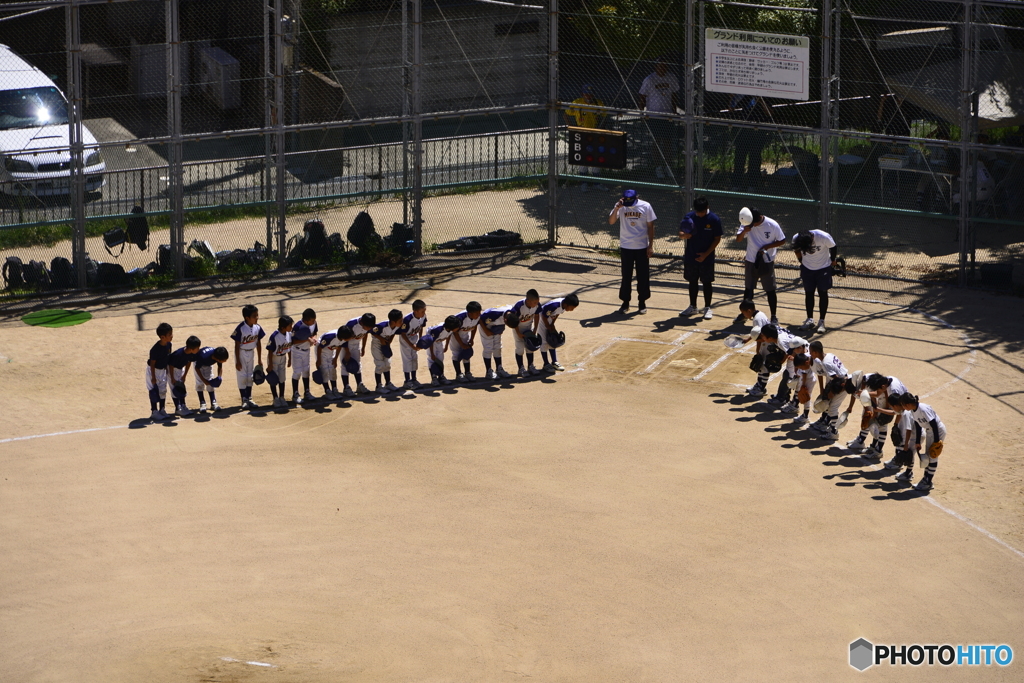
[1,249,1022,681]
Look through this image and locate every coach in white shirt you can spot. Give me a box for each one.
[608,189,657,314]
[793,229,837,334]
[735,208,786,325]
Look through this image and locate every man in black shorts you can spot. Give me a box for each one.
[678,196,723,320]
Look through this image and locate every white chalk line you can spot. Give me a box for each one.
[0,425,126,444]
[919,496,1024,562]
[220,657,275,668]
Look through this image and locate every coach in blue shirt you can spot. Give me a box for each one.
[678,196,723,320]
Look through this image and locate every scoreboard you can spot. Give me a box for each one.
[567,126,627,170]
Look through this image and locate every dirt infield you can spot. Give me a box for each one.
[1,250,1022,681]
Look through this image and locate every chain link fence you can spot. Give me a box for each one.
[1,0,1021,301]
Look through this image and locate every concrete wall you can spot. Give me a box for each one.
[325,5,547,120]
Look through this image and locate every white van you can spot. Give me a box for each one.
[0,44,105,197]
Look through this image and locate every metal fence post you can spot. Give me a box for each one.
[683,0,694,209]
[819,0,832,233]
[547,0,558,245]
[264,0,274,253]
[412,0,423,255]
[958,0,974,287]
[166,0,184,278]
[66,0,87,289]
[696,0,705,192]
[402,0,410,227]
[274,0,288,257]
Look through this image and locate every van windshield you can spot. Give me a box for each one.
[0,87,69,130]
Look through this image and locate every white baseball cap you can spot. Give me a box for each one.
[739,207,754,226]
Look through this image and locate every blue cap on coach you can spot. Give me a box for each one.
[622,189,637,206]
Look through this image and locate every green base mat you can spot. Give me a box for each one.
[21,309,93,328]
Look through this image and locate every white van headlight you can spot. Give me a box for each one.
[4,157,34,173]
[85,151,101,167]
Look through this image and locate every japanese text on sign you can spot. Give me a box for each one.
[704,28,809,101]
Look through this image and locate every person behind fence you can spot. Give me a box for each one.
[730,94,771,192]
[609,189,656,315]
[565,84,609,193]
[735,207,786,325]
[792,229,837,334]
[638,57,680,180]
[678,196,722,321]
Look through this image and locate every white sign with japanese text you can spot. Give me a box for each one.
[704,28,810,101]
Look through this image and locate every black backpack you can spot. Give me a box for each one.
[23,260,51,290]
[347,211,383,252]
[126,205,150,251]
[50,257,75,289]
[96,262,127,288]
[2,256,25,290]
[84,257,99,288]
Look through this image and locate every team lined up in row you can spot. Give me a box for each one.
[145,290,581,417]
[736,300,948,492]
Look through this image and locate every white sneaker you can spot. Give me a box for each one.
[177,406,193,417]
[703,307,713,320]
[542,362,556,372]
[384,382,400,392]
[211,400,222,411]
[354,382,368,394]
[679,305,696,317]
[914,478,933,491]
[861,448,882,460]
[883,458,901,470]
[637,305,647,314]
[817,319,826,334]
[528,364,539,376]
[431,377,441,387]
[821,427,839,441]
[770,316,779,326]
[746,385,765,397]
[896,469,914,482]
[496,367,511,378]
[517,367,529,378]
[780,401,799,414]
[456,372,466,382]
[464,371,475,381]
[767,395,785,406]
[376,384,388,394]
[151,410,164,422]
[343,387,356,397]
[792,414,808,424]
[403,380,417,390]
[303,391,316,402]
[199,402,208,412]
[486,369,498,380]
[846,437,866,451]
[552,361,565,371]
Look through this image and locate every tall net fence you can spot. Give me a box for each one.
[1,0,1021,300]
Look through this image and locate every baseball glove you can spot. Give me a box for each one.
[928,440,943,458]
[252,364,266,385]
[749,354,764,372]
[797,385,811,405]
[764,347,785,373]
